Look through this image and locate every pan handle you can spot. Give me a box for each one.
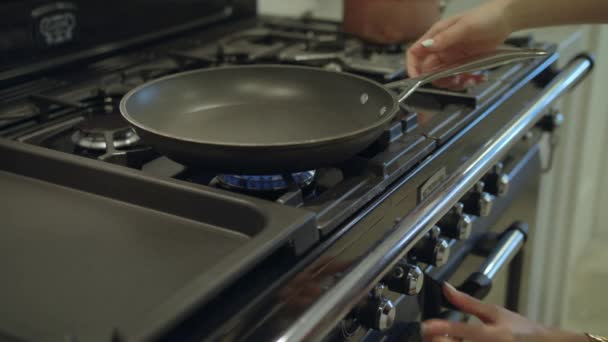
[416,48,548,84]
[386,48,549,103]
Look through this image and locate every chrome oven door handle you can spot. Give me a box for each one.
[447,222,528,305]
[275,54,594,342]
[431,222,528,321]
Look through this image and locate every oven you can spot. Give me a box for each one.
[0,1,594,341]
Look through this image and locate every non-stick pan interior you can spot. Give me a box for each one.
[121,66,396,146]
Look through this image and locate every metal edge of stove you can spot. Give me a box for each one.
[189,52,594,341]
[309,134,437,234]
[269,54,594,342]
[0,137,320,341]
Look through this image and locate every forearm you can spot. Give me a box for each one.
[504,0,608,31]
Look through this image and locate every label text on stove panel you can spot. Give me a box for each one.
[418,167,447,203]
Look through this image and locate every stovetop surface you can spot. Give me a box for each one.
[0,16,543,234]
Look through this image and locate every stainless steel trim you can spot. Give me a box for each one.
[276,56,592,342]
[385,49,549,103]
[480,230,525,280]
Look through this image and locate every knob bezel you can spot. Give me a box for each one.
[410,230,452,267]
[438,203,473,240]
[484,163,511,198]
[462,181,494,217]
[387,263,424,296]
[358,295,396,332]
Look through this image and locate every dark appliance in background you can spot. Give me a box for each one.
[0,1,593,342]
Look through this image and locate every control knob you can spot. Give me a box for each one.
[438,203,473,240]
[483,163,510,198]
[358,295,396,332]
[411,226,451,267]
[386,262,424,296]
[536,111,565,132]
[461,181,493,217]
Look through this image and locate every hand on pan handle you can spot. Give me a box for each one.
[406,0,608,77]
[422,283,588,342]
[406,0,514,79]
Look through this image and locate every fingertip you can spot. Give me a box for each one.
[405,51,421,78]
[421,53,441,73]
[415,36,443,52]
[421,38,435,48]
[443,281,466,304]
[411,38,439,54]
[441,282,498,323]
[421,319,449,336]
[442,282,470,311]
[406,61,420,78]
[443,282,458,295]
[408,42,428,57]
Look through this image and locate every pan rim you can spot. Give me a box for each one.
[119,64,399,148]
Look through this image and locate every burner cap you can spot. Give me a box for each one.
[217,171,316,192]
[72,115,140,151]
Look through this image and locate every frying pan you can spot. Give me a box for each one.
[120,48,548,174]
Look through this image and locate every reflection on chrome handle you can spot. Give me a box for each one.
[480,227,526,280]
[387,48,549,103]
[419,48,548,84]
[449,223,528,305]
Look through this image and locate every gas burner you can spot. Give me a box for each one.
[278,39,359,63]
[72,95,140,150]
[215,27,345,63]
[278,40,404,78]
[217,171,316,192]
[72,116,139,150]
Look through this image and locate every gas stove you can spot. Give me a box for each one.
[0,2,593,342]
[2,17,542,232]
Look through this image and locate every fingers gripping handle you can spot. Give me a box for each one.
[385,48,549,103]
[443,222,528,312]
[417,49,548,84]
